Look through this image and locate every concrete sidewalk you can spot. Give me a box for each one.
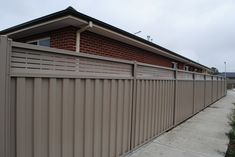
[128,91,235,157]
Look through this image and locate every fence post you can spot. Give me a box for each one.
[192,73,195,114]
[211,76,213,103]
[225,77,227,96]
[217,77,219,100]
[130,61,137,150]
[173,68,178,126]
[0,36,12,157]
[203,75,206,108]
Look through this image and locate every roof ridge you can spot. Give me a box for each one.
[66,6,77,12]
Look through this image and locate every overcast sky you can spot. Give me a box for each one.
[1,0,234,72]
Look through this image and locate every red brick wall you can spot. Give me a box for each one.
[50,26,77,51]
[80,31,178,68]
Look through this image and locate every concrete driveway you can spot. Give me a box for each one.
[127,91,235,157]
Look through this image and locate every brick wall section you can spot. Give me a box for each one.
[80,31,180,68]
[50,26,77,51]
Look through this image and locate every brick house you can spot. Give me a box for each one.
[0,7,210,73]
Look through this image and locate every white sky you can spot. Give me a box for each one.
[1,0,235,72]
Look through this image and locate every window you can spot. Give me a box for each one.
[184,66,189,71]
[172,62,178,69]
[27,37,50,47]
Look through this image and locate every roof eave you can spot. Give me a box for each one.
[0,6,211,71]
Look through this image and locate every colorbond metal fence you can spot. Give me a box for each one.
[0,36,226,157]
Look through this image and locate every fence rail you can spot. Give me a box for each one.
[0,36,226,157]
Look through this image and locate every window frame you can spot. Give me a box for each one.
[172,62,178,69]
[27,37,50,47]
[184,66,189,71]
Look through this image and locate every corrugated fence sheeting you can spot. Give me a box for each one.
[0,36,227,157]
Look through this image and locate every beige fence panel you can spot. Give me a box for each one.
[216,77,219,100]
[13,77,133,157]
[222,78,226,96]
[175,71,194,124]
[0,36,227,157]
[10,42,134,157]
[221,78,225,97]
[221,78,224,97]
[217,78,220,98]
[205,76,213,106]
[220,79,223,98]
[175,80,194,124]
[133,79,175,149]
[132,65,175,149]
[194,74,205,113]
[220,78,223,98]
[222,79,225,96]
[212,76,218,102]
[223,78,225,95]
[218,78,222,98]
